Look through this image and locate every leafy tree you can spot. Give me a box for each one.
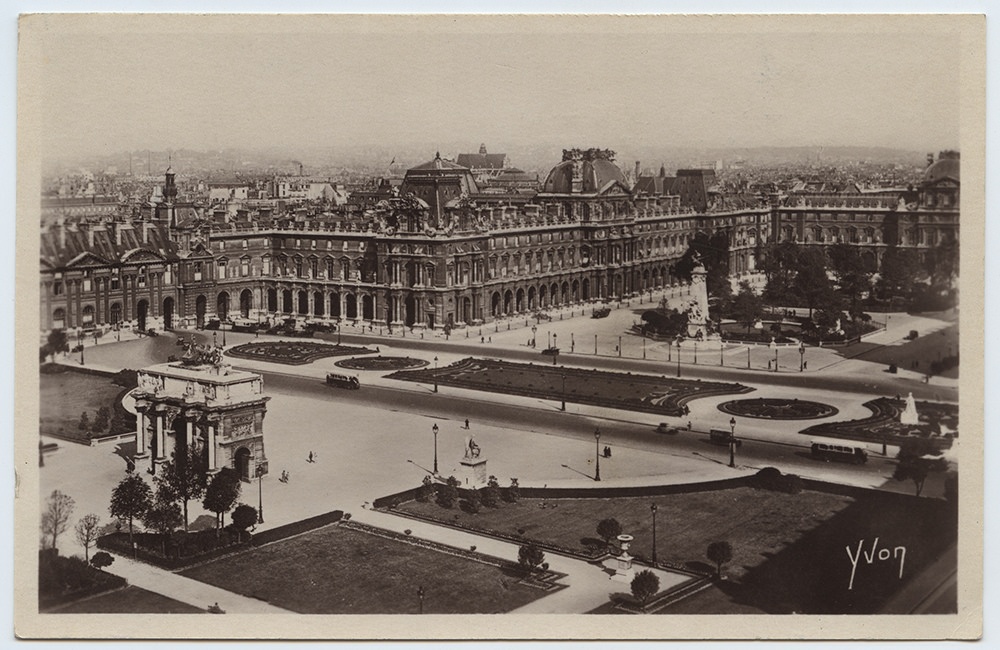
[641,308,688,337]
[41,490,75,552]
[925,237,959,289]
[465,489,482,514]
[231,504,258,540]
[154,446,208,530]
[827,244,871,316]
[707,541,733,579]
[78,411,91,433]
[73,513,101,564]
[40,344,52,363]
[893,439,948,496]
[91,406,111,434]
[760,242,801,306]
[109,471,152,550]
[142,489,183,554]
[416,475,435,503]
[90,551,114,571]
[482,476,500,508]
[596,518,623,551]
[631,569,661,608]
[506,477,521,503]
[792,248,834,318]
[203,467,242,536]
[47,330,69,360]
[674,231,733,302]
[518,543,545,575]
[436,476,460,509]
[877,248,921,300]
[731,281,764,333]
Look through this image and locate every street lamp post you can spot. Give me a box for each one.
[676,339,682,378]
[417,586,425,614]
[431,423,440,475]
[728,417,737,468]
[531,325,537,348]
[433,356,438,393]
[594,428,602,481]
[650,503,658,565]
[720,341,724,366]
[747,346,751,369]
[618,335,622,357]
[222,320,227,346]
[693,341,698,365]
[213,331,218,347]
[256,463,265,524]
[799,341,806,372]
[560,373,566,411]
[774,347,778,372]
[78,329,84,365]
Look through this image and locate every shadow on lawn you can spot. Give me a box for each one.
[716,492,956,614]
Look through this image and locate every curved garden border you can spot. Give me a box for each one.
[800,397,958,449]
[718,398,838,420]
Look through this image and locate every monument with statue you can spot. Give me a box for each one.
[685,254,711,338]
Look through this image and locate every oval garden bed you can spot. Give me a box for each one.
[225,341,375,365]
[335,356,429,371]
[718,398,838,420]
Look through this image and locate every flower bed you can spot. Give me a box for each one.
[225,341,375,365]
[718,398,838,420]
[335,356,429,371]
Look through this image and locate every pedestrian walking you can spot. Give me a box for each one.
[465,418,470,430]
[481,336,484,344]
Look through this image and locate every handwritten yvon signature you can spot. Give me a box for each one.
[846,538,906,590]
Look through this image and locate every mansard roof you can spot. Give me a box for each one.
[40,221,180,270]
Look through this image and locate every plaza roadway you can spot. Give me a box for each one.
[39,292,961,614]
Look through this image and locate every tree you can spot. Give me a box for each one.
[827,244,871,316]
[506,477,521,503]
[596,518,623,551]
[154,446,208,530]
[673,231,732,301]
[630,569,661,608]
[91,406,111,435]
[792,248,834,318]
[481,476,500,508]
[78,411,91,433]
[518,543,545,575]
[142,489,184,554]
[436,476,460,509]
[47,330,69,360]
[465,489,482,514]
[109,471,152,550]
[731,281,764,334]
[707,541,733,579]
[231,504,258,541]
[876,248,921,300]
[41,490,75,552]
[760,242,801,306]
[416,475,435,503]
[203,468,242,536]
[893,439,948,496]
[91,551,114,571]
[73,513,101,564]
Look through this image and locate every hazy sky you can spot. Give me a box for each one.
[27,16,963,161]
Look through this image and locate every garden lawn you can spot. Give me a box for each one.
[180,524,546,614]
[53,586,205,614]
[39,370,126,443]
[399,488,852,579]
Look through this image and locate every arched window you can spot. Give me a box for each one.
[52,308,66,330]
[81,305,94,326]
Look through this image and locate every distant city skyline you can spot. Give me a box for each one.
[29,15,961,163]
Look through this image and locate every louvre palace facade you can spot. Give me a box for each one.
[39,152,959,336]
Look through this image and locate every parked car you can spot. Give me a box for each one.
[709,429,742,447]
[656,423,679,435]
[541,347,560,356]
[905,330,919,340]
[591,307,611,319]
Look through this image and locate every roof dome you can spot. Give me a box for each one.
[923,157,960,183]
[542,159,626,193]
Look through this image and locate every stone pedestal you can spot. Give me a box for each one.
[458,457,488,488]
[610,534,636,583]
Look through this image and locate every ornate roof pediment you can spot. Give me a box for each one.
[66,251,112,268]
[121,248,166,264]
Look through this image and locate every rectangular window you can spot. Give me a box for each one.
[52,281,63,295]
[217,261,227,280]
[241,259,250,277]
[164,266,172,285]
[137,273,146,288]
[242,239,248,249]
[262,257,271,276]
[111,277,121,290]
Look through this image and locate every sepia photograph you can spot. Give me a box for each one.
[14,12,985,641]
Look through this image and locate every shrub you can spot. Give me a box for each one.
[90,551,114,571]
[404,529,412,536]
